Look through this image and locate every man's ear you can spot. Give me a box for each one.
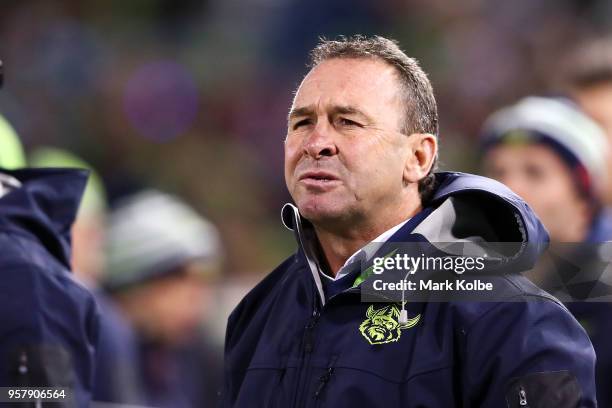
[403,133,437,184]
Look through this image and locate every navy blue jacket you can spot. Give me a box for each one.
[222,172,596,408]
[0,168,99,407]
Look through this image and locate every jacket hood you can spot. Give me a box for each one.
[409,171,549,270]
[0,167,89,269]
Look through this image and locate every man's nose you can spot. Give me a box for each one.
[303,122,338,159]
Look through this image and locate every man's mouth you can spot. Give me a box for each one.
[298,171,341,189]
[299,171,339,182]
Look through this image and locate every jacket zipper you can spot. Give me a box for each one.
[290,276,390,407]
[289,273,389,408]
[292,308,320,408]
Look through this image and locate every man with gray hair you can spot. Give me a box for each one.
[104,189,224,407]
[222,36,597,407]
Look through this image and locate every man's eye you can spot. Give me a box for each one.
[292,119,311,130]
[338,117,360,127]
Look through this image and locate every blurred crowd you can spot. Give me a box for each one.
[3,0,612,406]
[3,0,612,276]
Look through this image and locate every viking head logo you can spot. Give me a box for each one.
[359,304,420,345]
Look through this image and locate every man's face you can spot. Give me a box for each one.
[71,213,105,286]
[483,143,590,241]
[118,264,210,346]
[285,58,411,227]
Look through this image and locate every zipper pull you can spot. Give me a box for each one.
[314,356,338,399]
[314,367,334,399]
[519,387,529,407]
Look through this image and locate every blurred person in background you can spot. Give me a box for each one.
[480,95,612,407]
[0,109,99,405]
[104,190,223,408]
[481,96,612,243]
[560,39,612,207]
[29,147,144,405]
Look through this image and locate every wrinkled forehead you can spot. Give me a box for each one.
[291,58,403,113]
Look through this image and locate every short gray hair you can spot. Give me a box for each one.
[308,35,439,202]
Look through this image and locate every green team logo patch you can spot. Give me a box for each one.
[359,304,421,345]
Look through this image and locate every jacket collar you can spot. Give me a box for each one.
[281,203,429,304]
[282,203,327,305]
[0,172,21,198]
[0,168,89,269]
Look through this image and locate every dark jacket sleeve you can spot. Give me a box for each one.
[0,256,100,407]
[91,291,143,404]
[461,299,597,408]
